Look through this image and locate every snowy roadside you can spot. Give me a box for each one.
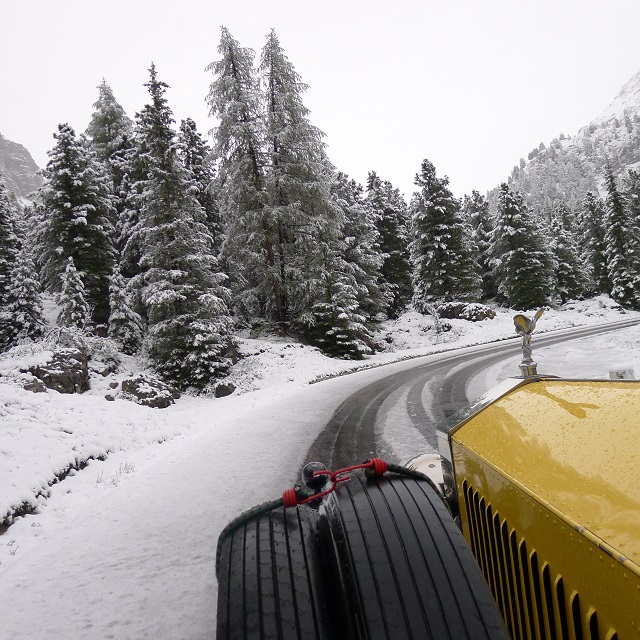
[0,298,639,638]
[0,296,636,530]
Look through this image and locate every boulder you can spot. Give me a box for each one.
[214,382,236,398]
[90,361,116,377]
[436,302,496,322]
[27,350,90,394]
[121,374,180,409]
[23,377,47,393]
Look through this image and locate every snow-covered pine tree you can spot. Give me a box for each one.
[0,175,21,349]
[0,175,19,306]
[116,141,147,278]
[4,247,46,347]
[108,265,143,355]
[300,244,372,360]
[130,64,233,389]
[461,190,496,300]
[331,172,388,321]
[296,205,375,358]
[86,80,134,161]
[178,118,221,249]
[623,168,640,256]
[548,203,589,303]
[36,123,115,326]
[258,30,370,355]
[580,191,609,294]
[410,159,480,310]
[365,171,412,317]
[604,166,640,308]
[58,257,91,329]
[206,27,267,324]
[260,28,353,332]
[85,80,135,243]
[490,183,551,310]
[207,29,368,357]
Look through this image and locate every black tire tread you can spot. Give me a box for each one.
[217,506,329,640]
[217,471,509,640]
[322,473,510,640]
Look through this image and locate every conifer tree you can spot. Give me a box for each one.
[259,29,349,330]
[36,123,115,325]
[206,27,267,322]
[365,172,412,317]
[0,176,21,349]
[549,203,589,303]
[623,168,640,254]
[0,175,19,306]
[108,266,143,354]
[580,191,609,293]
[208,29,369,357]
[258,28,334,327]
[57,257,91,329]
[603,167,640,308]
[116,144,146,277]
[85,80,135,240]
[410,159,480,310]
[490,183,550,309]
[461,190,496,300]
[130,64,233,388]
[4,248,46,348]
[178,118,221,248]
[300,244,372,359]
[258,29,369,355]
[86,80,134,162]
[332,173,388,320]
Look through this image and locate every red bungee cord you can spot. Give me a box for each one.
[282,458,389,508]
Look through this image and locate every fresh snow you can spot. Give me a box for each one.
[0,297,639,639]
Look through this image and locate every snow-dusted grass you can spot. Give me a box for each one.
[0,296,638,638]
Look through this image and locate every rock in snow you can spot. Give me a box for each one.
[26,349,90,394]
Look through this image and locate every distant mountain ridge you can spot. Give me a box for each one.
[0,133,43,198]
[594,70,640,125]
[502,68,640,218]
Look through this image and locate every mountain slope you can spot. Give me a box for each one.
[0,132,43,198]
[503,69,640,218]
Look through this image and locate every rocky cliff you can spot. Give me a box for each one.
[0,133,43,198]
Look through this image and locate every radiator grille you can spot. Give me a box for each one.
[462,481,617,640]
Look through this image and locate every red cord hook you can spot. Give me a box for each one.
[282,458,388,508]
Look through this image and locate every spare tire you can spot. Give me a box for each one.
[216,470,509,640]
[318,472,508,640]
[216,505,333,639]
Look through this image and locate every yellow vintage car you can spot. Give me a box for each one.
[427,375,640,639]
[216,320,639,640]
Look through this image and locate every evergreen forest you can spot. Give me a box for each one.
[1,28,639,391]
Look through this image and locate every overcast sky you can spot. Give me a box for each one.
[2,0,640,200]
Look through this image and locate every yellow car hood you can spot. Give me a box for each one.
[451,379,640,570]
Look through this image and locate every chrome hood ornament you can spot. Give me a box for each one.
[514,309,544,377]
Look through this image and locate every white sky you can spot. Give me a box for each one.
[2,0,640,199]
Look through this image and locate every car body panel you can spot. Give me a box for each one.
[450,378,640,638]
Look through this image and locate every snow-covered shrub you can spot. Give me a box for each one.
[43,327,121,374]
[120,373,180,408]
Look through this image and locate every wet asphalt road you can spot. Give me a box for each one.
[303,319,640,470]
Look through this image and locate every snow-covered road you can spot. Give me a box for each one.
[0,360,453,639]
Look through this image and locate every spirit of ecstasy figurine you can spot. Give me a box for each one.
[513,309,544,377]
